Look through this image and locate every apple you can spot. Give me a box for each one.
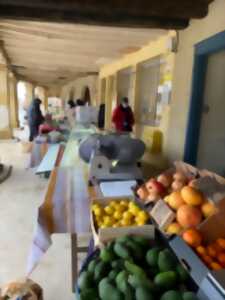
[146,191,161,203]
[146,179,166,195]
[137,185,149,201]
[171,180,185,191]
[173,172,188,183]
[157,173,173,188]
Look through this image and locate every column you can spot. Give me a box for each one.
[8,72,19,129]
[24,82,34,109]
[43,88,48,112]
[105,76,114,130]
[0,64,12,139]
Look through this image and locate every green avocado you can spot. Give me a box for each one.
[158,249,177,272]
[161,290,183,300]
[80,288,98,300]
[182,291,199,300]
[78,271,93,290]
[111,259,124,271]
[114,242,131,260]
[108,269,119,281]
[135,287,154,300]
[154,271,177,289]
[94,261,109,282]
[146,247,161,267]
[128,274,157,293]
[125,261,146,277]
[99,277,123,300]
[100,248,115,263]
[88,259,98,274]
[131,236,150,247]
[115,270,130,293]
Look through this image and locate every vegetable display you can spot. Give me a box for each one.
[77,235,199,300]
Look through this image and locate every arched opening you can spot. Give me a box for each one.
[83,86,91,105]
[69,87,76,101]
[17,81,27,128]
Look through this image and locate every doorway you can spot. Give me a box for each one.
[184,30,225,176]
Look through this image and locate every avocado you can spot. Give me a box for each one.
[161,290,183,300]
[135,287,154,300]
[131,236,150,247]
[176,265,189,283]
[111,259,124,271]
[94,261,109,282]
[146,247,161,267]
[158,249,177,272]
[80,288,98,300]
[88,259,98,274]
[99,277,123,300]
[78,271,93,290]
[125,239,143,260]
[128,274,157,292]
[125,261,146,277]
[116,236,132,244]
[115,270,130,293]
[108,269,118,281]
[114,242,131,260]
[154,271,177,289]
[100,248,115,263]
[182,291,199,300]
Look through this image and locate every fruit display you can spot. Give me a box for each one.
[91,199,150,229]
[136,169,217,235]
[77,235,199,300]
[182,228,225,271]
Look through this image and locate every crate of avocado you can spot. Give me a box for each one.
[77,234,199,300]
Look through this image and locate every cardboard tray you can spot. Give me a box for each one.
[170,198,225,286]
[90,196,151,246]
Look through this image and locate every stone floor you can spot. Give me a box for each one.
[0,140,74,299]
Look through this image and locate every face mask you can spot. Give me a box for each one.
[122,103,128,108]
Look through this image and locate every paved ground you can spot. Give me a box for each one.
[0,140,74,299]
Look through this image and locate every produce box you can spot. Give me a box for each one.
[90,196,150,246]
[170,197,225,286]
[76,227,200,300]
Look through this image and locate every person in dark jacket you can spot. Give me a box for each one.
[98,103,105,129]
[112,97,135,132]
[28,98,44,141]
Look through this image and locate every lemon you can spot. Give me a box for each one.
[129,205,141,216]
[110,200,118,208]
[135,217,146,226]
[116,204,127,213]
[91,203,100,211]
[121,218,132,227]
[103,216,113,227]
[104,206,114,215]
[94,207,104,217]
[123,211,133,220]
[120,200,129,207]
[137,211,149,222]
[114,211,123,220]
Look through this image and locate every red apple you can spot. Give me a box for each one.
[146,179,166,195]
[157,174,173,188]
[146,191,161,203]
[137,185,149,200]
[171,180,185,191]
[173,172,188,183]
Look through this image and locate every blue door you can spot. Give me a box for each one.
[184,30,225,175]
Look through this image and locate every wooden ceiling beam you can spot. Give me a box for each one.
[0,3,190,29]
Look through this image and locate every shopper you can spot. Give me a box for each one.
[66,99,76,128]
[39,113,57,135]
[28,98,44,141]
[98,103,105,129]
[112,97,135,132]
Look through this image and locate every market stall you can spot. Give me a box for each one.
[27,126,225,300]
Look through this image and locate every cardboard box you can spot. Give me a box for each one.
[90,196,150,246]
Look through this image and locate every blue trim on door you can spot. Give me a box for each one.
[184,29,225,165]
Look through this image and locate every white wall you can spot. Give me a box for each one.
[167,0,225,162]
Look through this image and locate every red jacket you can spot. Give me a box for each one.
[112,105,135,132]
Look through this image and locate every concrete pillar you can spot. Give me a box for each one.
[8,72,19,128]
[24,82,34,110]
[0,64,12,139]
[43,88,48,112]
[105,76,114,130]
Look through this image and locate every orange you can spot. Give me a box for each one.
[218,253,225,267]
[196,246,207,256]
[207,245,217,258]
[202,255,213,265]
[216,238,225,250]
[181,186,204,206]
[210,262,223,270]
[201,202,217,218]
[182,228,203,247]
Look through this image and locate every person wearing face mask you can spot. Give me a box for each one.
[112,97,135,132]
